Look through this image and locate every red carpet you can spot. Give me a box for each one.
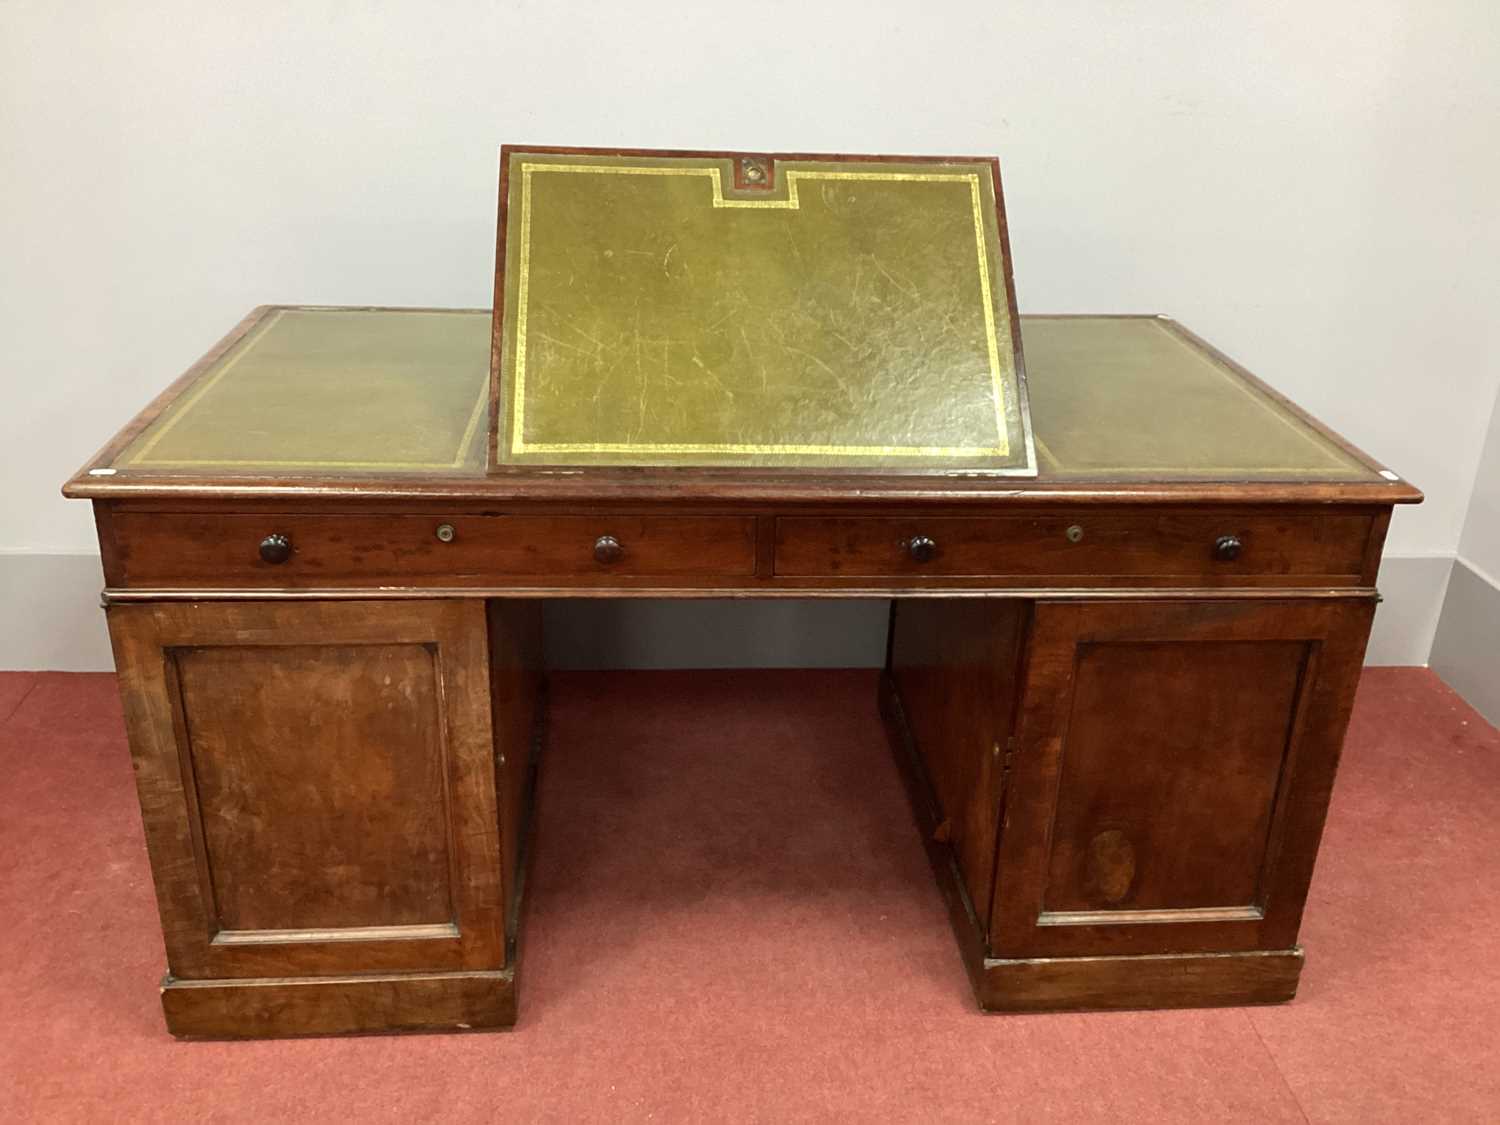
[1,667,1496,1122]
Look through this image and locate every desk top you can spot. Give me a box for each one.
[67,305,1418,506]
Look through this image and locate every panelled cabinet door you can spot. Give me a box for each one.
[107,600,505,979]
[990,598,1374,959]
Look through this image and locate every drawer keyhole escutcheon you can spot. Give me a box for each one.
[594,535,623,564]
[907,535,938,563]
[435,523,456,543]
[1065,524,1085,544]
[1214,534,1244,562]
[258,533,292,565]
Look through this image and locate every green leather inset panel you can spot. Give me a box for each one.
[1023,317,1373,479]
[495,151,1034,472]
[109,308,1379,482]
[115,308,490,473]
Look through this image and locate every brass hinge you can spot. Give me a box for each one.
[995,734,1019,816]
[995,734,1018,772]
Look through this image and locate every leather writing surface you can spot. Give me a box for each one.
[109,309,1378,483]
[1022,317,1370,479]
[493,150,1035,472]
[115,308,490,473]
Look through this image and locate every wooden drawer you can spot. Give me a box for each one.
[773,514,1373,582]
[110,513,757,587]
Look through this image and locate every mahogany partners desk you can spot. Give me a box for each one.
[64,306,1419,1038]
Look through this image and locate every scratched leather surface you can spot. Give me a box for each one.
[115,308,490,473]
[495,152,1033,471]
[1022,317,1371,478]
[111,309,1375,482]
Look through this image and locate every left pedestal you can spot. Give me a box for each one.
[106,599,543,1038]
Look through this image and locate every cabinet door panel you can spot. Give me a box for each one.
[173,643,454,932]
[1044,639,1306,914]
[991,599,1372,958]
[109,600,504,979]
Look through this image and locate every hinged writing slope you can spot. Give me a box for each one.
[491,147,1036,474]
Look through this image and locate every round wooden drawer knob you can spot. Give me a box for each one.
[907,535,938,563]
[258,533,293,565]
[594,535,623,564]
[1214,534,1244,562]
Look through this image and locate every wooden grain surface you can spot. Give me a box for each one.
[774,512,1373,580]
[990,597,1375,959]
[1041,638,1307,915]
[888,599,1027,920]
[100,504,1384,593]
[107,599,505,980]
[172,641,454,932]
[109,511,758,587]
[161,970,516,1038]
[487,599,543,928]
[978,949,1304,1013]
[880,668,1314,1013]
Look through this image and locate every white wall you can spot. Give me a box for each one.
[1456,391,1500,580]
[1430,388,1500,721]
[2,2,1498,666]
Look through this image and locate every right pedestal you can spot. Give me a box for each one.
[884,595,1375,1012]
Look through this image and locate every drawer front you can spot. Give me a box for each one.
[773,514,1372,581]
[112,513,757,587]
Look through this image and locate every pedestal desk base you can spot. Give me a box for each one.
[977,950,1302,1013]
[879,656,1326,1013]
[161,970,517,1039]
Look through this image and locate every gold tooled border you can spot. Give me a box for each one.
[1031,318,1366,475]
[123,309,491,470]
[509,161,1016,460]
